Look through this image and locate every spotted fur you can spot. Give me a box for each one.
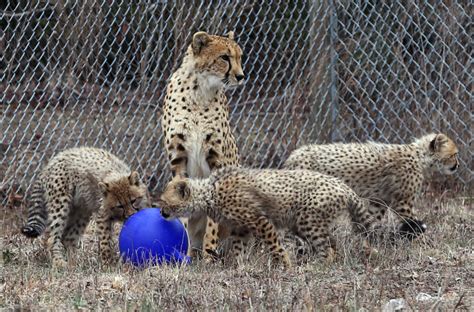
[284,133,459,238]
[159,167,376,268]
[21,147,149,268]
[161,31,244,260]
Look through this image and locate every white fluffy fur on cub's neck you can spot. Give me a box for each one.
[102,171,131,184]
[177,47,225,103]
[413,133,438,151]
[412,133,441,171]
[184,178,215,214]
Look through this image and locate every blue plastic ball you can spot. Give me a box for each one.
[119,208,190,267]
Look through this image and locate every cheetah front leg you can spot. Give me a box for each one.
[184,213,220,262]
[229,227,252,265]
[295,212,335,263]
[224,197,290,267]
[96,204,114,264]
[166,133,194,256]
[62,208,92,253]
[248,216,291,268]
[197,147,229,262]
[202,217,220,261]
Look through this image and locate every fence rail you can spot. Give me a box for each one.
[1,0,472,205]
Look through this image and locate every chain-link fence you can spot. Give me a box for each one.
[1,0,472,205]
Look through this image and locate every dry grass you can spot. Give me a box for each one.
[1,197,473,311]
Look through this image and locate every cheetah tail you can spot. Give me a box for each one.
[21,180,47,238]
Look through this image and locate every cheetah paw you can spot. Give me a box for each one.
[203,249,220,263]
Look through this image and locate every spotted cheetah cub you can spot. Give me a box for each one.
[159,167,376,268]
[284,133,459,239]
[21,147,148,267]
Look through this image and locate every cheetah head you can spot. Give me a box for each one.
[98,171,147,220]
[159,177,193,220]
[190,31,245,89]
[428,133,459,175]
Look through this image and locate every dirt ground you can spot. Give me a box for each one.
[1,196,472,311]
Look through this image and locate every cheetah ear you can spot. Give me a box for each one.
[227,31,235,40]
[175,181,190,200]
[128,171,140,186]
[98,182,109,195]
[192,31,211,55]
[429,134,448,152]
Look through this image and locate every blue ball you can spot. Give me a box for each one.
[119,208,190,267]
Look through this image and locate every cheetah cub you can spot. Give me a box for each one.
[21,147,148,268]
[284,133,459,239]
[159,167,376,268]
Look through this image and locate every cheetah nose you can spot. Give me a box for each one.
[236,74,245,82]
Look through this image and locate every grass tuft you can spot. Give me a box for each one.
[1,197,472,310]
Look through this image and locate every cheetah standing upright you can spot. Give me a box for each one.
[161,31,245,260]
[159,167,377,268]
[21,147,149,267]
[284,133,459,238]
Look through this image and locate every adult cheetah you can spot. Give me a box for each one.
[284,133,459,239]
[161,31,245,260]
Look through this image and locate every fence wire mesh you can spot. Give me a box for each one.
[1,0,472,205]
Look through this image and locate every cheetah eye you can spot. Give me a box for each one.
[445,154,457,161]
[132,196,143,204]
[220,55,230,61]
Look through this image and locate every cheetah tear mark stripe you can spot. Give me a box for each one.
[223,58,231,82]
[21,180,47,238]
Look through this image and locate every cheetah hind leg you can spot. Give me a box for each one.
[229,227,252,266]
[62,208,92,250]
[62,212,92,265]
[349,197,379,257]
[45,192,73,269]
